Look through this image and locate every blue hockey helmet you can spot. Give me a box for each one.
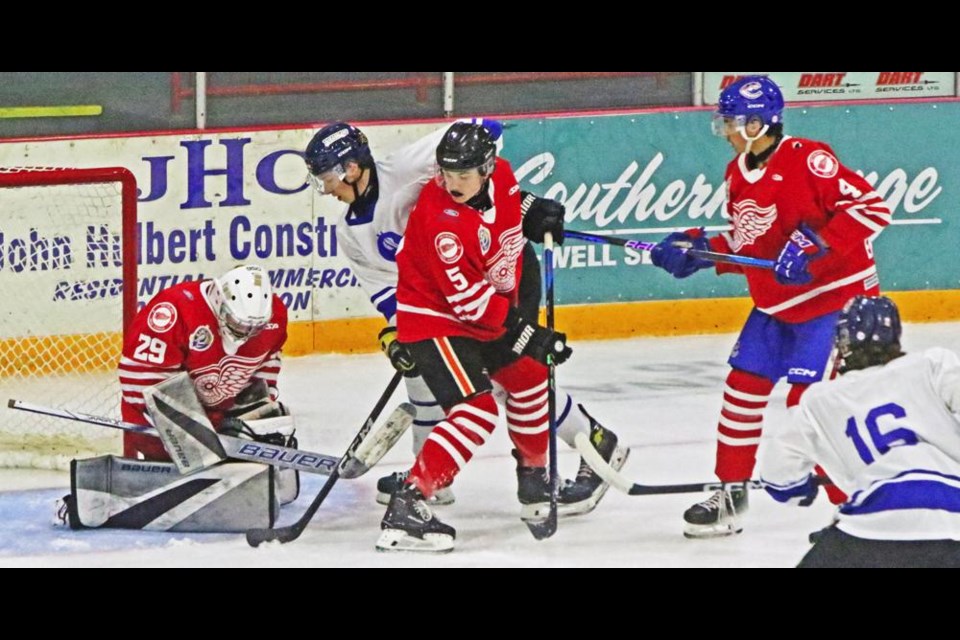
[304,122,373,194]
[836,295,903,372]
[712,75,785,138]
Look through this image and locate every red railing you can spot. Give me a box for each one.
[170,72,682,113]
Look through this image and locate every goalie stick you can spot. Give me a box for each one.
[245,370,404,547]
[8,398,342,476]
[573,432,831,495]
[564,229,775,270]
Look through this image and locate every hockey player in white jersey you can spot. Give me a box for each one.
[304,120,629,516]
[759,295,960,567]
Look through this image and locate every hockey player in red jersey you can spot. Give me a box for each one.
[119,264,291,461]
[55,264,299,532]
[303,120,627,516]
[649,75,892,538]
[376,122,572,552]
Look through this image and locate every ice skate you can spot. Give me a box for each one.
[376,483,456,553]
[682,484,749,539]
[558,405,630,517]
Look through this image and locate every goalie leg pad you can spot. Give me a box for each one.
[277,468,300,505]
[339,403,416,479]
[65,455,279,532]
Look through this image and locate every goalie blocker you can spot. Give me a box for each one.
[144,373,300,504]
[59,456,280,532]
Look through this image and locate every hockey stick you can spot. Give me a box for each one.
[573,432,830,495]
[245,370,404,547]
[564,229,775,270]
[7,398,340,475]
[524,232,559,540]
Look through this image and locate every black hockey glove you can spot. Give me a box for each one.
[378,326,419,376]
[520,192,565,244]
[503,307,572,365]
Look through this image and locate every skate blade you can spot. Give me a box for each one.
[375,528,455,553]
[376,490,456,507]
[682,521,744,539]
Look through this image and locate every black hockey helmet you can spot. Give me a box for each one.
[436,122,496,176]
[836,294,904,373]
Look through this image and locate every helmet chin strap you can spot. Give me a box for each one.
[738,123,769,155]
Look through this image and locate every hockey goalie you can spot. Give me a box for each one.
[60,264,300,532]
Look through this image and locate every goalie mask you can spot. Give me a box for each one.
[207,265,273,354]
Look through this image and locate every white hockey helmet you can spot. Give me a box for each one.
[208,265,273,353]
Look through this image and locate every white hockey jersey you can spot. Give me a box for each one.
[760,347,960,541]
[335,127,447,324]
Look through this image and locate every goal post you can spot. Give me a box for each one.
[0,167,137,469]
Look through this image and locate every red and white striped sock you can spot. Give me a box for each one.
[715,369,774,481]
[408,392,499,498]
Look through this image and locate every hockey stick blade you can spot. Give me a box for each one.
[524,510,558,540]
[245,371,404,547]
[574,433,829,495]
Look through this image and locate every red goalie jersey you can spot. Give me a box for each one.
[710,137,892,322]
[118,279,287,459]
[396,157,526,342]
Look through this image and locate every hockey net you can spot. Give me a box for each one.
[0,167,137,469]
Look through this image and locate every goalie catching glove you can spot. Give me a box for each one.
[221,378,297,448]
[378,326,419,376]
[503,307,572,365]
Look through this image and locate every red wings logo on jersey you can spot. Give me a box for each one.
[486,226,525,292]
[729,199,778,251]
[435,232,464,264]
[147,302,177,333]
[807,150,839,178]
[191,353,268,406]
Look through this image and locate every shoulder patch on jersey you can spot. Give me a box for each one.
[435,232,464,264]
[478,226,492,255]
[807,149,838,178]
[148,302,178,333]
[508,184,519,196]
[378,231,402,262]
[189,325,214,351]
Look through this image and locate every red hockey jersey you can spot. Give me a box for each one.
[119,279,287,429]
[709,137,892,322]
[396,157,525,342]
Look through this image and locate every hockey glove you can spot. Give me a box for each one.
[520,192,565,244]
[650,227,712,278]
[378,326,419,376]
[774,224,828,286]
[226,378,288,421]
[503,307,572,365]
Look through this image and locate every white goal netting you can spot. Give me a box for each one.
[0,167,137,469]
